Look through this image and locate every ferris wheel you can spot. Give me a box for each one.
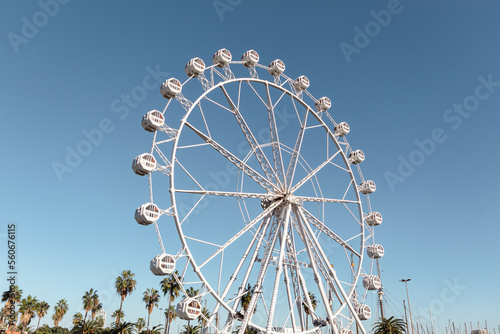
[132,49,384,334]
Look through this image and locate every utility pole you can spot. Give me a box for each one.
[401,279,414,334]
[403,300,409,333]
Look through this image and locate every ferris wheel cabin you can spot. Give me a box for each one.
[135,203,160,226]
[293,76,310,92]
[241,50,259,67]
[349,150,365,164]
[150,253,176,275]
[185,57,206,77]
[141,110,165,132]
[315,97,331,112]
[363,275,382,290]
[268,59,285,76]
[160,78,182,99]
[366,212,383,226]
[359,180,376,194]
[132,153,156,175]
[334,122,350,136]
[355,304,371,320]
[212,48,232,67]
[176,298,202,320]
[367,244,384,259]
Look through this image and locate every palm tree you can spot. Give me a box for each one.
[134,318,146,334]
[372,316,407,334]
[74,319,101,334]
[185,287,199,298]
[302,292,318,329]
[52,299,68,328]
[82,289,98,322]
[72,312,83,328]
[163,306,176,334]
[198,307,210,330]
[149,324,164,334]
[111,321,135,334]
[160,271,180,334]
[35,300,50,330]
[112,309,125,324]
[143,288,160,331]
[115,270,137,324]
[240,284,255,314]
[91,301,102,320]
[2,285,22,326]
[180,324,200,334]
[18,295,39,329]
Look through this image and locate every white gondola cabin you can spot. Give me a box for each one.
[185,57,206,77]
[334,122,350,136]
[349,150,365,164]
[135,203,160,226]
[293,76,310,92]
[150,253,176,275]
[176,298,201,320]
[315,97,331,112]
[363,275,382,290]
[212,48,232,67]
[367,244,384,259]
[268,59,285,76]
[355,304,371,320]
[241,50,259,67]
[366,212,383,226]
[132,153,156,175]
[359,180,376,194]
[160,78,182,99]
[141,110,165,132]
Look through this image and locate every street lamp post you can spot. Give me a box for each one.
[401,279,414,334]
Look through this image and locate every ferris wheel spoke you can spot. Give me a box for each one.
[285,109,309,188]
[199,199,283,269]
[184,121,277,192]
[295,195,359,205]
[295,206,366,334]
[265,204,291,332]
[300,206,361,258]
[220,85,282,188]
[290,149,342,193]
[265,82,286,187]
[174,189,269,199]
[293,206,339,333]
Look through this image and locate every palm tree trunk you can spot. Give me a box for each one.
[166,298,172,334]
[84,311,88,322]
[117,298,124,324]
[36,317,41,331]
[147,311,151,331]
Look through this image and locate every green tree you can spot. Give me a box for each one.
[240,284,255,314]
[115,270,137,324]
[134,318,146,334]
[82,289,98,322]
[149,324,164,334]
[110,321,135,334]
[19,295,39,329]
[2,285,22,327]
[372,316,407,334]
[35,301,50,331]
[180,324,200,334]
[198,307,210,330]
[302,292,318,329]
[111,310,125,325]
[163,306,176,334]
[73,319,101,334]
[72,312,84,328]
[52,299,69,328]
[185,288,198,298]
[159,271,180,334]
[142,288,160,331]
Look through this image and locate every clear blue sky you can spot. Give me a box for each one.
[1,0,499,332]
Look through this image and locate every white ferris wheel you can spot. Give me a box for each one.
[132,49,385,334]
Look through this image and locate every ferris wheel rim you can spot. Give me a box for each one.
[165,76,368,326]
